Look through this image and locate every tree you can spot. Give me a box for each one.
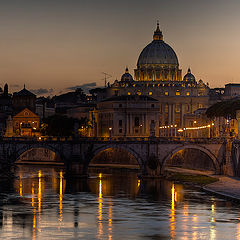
[42,115,77,136]
[206,98,240,119]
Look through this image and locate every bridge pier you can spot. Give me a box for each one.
[227,140,239,177]
[141,154,162,178]
[65,155,88,178]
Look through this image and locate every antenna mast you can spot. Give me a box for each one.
[101,72,112,87]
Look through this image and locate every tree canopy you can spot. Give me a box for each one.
[41,114,87,136]
[206,98,240,119]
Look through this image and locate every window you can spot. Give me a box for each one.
[165,91,169,96]
[119,129,122,133]
[149,92,153,95]
[165,104,169,113]
[176,90,180,96]
[128,92,131,95]
[119,104,122,108]
[114,90,119,96]
[151,104,154,108]
[119,120,122,127]
[137,91,142,95]
[186,92,190,96]
[175,104,180,112]
[134,117,139,127]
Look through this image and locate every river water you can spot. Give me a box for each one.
[0,166,240,239]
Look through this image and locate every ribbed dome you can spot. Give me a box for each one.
[137,40,179,67]
[121,67,133,82]
[183,68,195,82]
[137,23,178,67]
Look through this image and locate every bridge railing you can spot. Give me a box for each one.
[0,136,227,144]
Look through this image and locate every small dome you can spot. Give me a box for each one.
[121,67,133,82]
[137,23,178,67]
[183,68,196,82]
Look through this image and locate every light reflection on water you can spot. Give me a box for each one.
[0,165,239,239]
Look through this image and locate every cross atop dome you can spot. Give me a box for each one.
[153,21,163,41]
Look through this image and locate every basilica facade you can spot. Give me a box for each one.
[91,24,211,137]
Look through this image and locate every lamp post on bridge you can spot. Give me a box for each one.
[109,127,112,138]
[139,124,143,136]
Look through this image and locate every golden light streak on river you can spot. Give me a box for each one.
[38,170,42,213]
[210,202,216,240]
[98,173,103,238]
[170,184,176,239]
[108,199,113,240]
[59,171,63,222]
[38,170,42,234]
[182,203,189,240]
[19,173,23,197]
[32,182,36,239]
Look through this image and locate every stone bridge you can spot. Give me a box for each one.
[0,137,233,177]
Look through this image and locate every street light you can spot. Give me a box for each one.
[139,124,143,136]
[109,127,112,138]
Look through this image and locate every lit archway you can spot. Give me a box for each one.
[16,147,63,164]
[162,145,219,173]
[88,146,143,170]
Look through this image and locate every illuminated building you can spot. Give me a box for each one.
[12,108,40,137]
[90,95,160,137]
[91,23,210,136]
[134,23,182,82]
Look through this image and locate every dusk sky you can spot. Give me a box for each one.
[1,0,240,95]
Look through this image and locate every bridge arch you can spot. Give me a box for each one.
[161,144,220,173]
[14,144,66,164]
[87,144,145,170]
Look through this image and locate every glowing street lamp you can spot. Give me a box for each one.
[109,127,112,137]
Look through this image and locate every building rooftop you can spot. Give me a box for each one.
[14,87,36,97]
[101,95,158,102]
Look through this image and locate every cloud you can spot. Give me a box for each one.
[66,82,98,93]
[30,88,54,96]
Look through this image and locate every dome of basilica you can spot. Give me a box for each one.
[137,23,178,67]
[134,23,182,82]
